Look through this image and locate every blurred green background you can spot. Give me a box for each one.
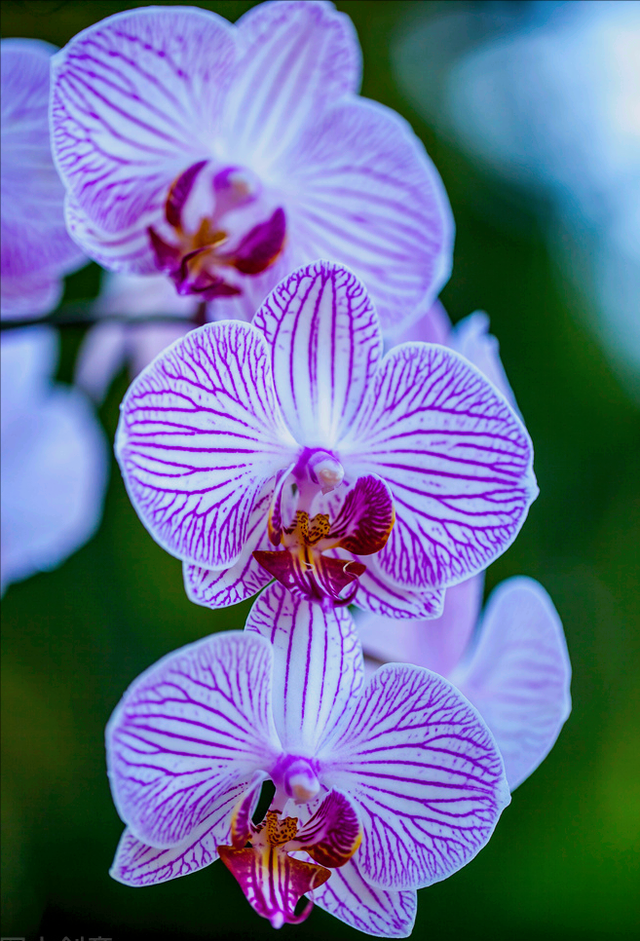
[2,1,639,939]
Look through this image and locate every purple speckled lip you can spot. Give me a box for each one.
[48,0,454,329]
[115,259,537,611]
[107,587,510,931]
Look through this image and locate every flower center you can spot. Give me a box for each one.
[148,161,286,300]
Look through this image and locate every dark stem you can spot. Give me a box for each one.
[0,301,206,332]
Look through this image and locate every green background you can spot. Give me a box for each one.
[2,2,639,939]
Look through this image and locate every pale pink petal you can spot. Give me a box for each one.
[357,574,483,675]
[449,311,517,408]
[452,577,572,790]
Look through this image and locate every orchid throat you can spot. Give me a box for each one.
[254,450,395,606]
[148,161,286,300]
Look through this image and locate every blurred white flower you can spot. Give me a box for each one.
[1,328,108,594]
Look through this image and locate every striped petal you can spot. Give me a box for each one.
[284,98,454,332]
[310,857,417,938]
[354,554,445,621]
[345,343,537,590]
[106,631,281,848]
[50,6,235,268]
[223,0,360,171]
[115,321,297,570]
[184,491,272,609]
[252,261,382,449]
[110,780,249,887]
[323,664,510,890]
[245,582,364,754]
[452,577,572,790]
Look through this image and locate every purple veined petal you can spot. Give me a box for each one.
[110,779,250,887]
[352,552,446,621]
[324,664,510,891]
[282,98,454,333]
[451,577,572,791]
[106,631,281,848]
[449,311,518,411]
[345,343,538,590]
[1,39,85,315]
[50,6,236,259]
[223,0,360,172]
[309,856,417,938]
[184,490,273,608]
[252,261,382,449]
[357,574,484,675]
[115,321,298,570]
[64,195,161,274]
[245,582,364,754]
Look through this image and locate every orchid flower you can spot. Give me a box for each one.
[115,261,537,612]
[1,38,86,318]
[49,0,453,332]
[107,583,510,934]
[1,328,107,594]
[358,575,572,791]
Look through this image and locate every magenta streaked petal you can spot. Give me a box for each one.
[218,843,327,928]
[387,299,452,347]
[230,772,267,848]
[253,261,382,449]
[295,790,361,869]
[106,631,281,848]
[354,556,446,620]
[64,196,160,274]
[358,574,483,674]
[452,577,572,790]
[110,780,248,886]
[309,857,417,938]
[224,0,360,170]
[324,664,510,890]
[245,582,364,754]
[50,7,235,255]
[283,98,454,332]
[1,39,85,313]
[450,311,517,409]
[346,343,537,590]
[115,321,297,570]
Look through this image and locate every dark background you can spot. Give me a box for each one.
[2,2,639,939]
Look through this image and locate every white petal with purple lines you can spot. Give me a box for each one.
[110,780,249,887]
[310,856,417,938]
[285,97,454,332]
[50,6,234,253]
[323,664,510,890]
[354,553,445,621]
[107,631,280,848]
[345,343,537,589]
[253,261,382,449]
[115,321,297,570]
[245,582,364,754]
[452,577,572,790]
[225,1,360,172]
